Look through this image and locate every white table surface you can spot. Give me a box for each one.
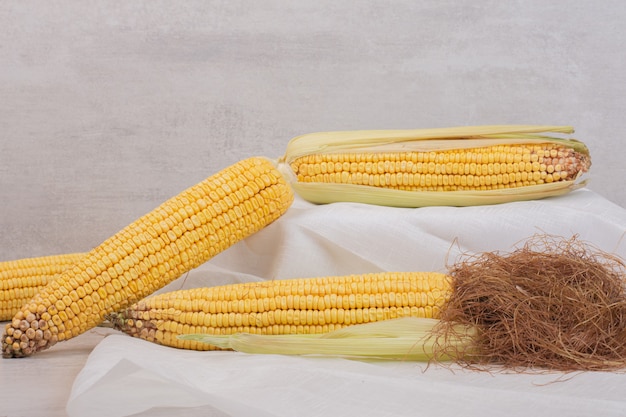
[0,326,117,417]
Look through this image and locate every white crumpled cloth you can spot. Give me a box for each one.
[67,189,626,417]
[68,335,626,417]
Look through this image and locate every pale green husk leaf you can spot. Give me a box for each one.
[179,317,474,361]
[287,179,588,208]
[280,125,586,163]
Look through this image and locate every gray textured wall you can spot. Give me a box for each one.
[1,1,625,261]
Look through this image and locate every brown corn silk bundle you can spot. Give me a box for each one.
[435,235,626,371]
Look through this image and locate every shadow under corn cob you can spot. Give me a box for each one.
[2,157,294,358]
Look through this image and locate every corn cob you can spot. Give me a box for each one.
[107,271,450,351]
[0,253,84,321]
[277,125,591,207]
[2,157,294,358]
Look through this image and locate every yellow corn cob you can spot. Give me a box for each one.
[0,253,84,321]
[2,157,294,358]
[278,125,591,207]
[107,271,450,351]
[290,143,586,190]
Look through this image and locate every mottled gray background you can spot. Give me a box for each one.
[1,1,624,261]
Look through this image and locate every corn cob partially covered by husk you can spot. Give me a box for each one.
[2,157,294,358]
[277,125,591,207]
[107,272,450,351]
[180,236,626,371]
[0,253,84,321]
[172,236,626,371]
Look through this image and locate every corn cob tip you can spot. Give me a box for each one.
[2,307,57,358]
[105,307,173,348]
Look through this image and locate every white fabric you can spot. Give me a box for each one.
[67,335,626,417]
[67,189,626,417]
